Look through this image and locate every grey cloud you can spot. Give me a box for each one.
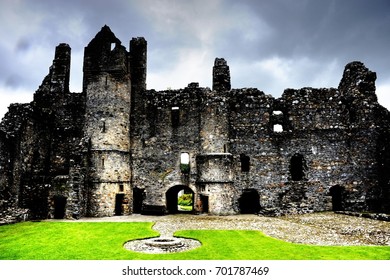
[0,0,390,119]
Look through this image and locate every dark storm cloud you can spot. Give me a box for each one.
[226,0,390,57]
[0,0,389,119]
[207,0,390,101]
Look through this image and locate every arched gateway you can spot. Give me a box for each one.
[166,185,194,214]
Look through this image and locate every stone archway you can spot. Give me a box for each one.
[166,185,194,214]
[238,189,260,214]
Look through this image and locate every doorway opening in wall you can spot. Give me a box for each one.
[240,154,250,172]
[133,187,145,214]
[199,194,209,214]
[53,195,67,219]
[238,189,261,214]
[330,185,344,211]
[166,185,194,214]
[115,193,125,216]
[290,153,306,181]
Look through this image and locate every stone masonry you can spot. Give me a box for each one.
[0,26,389,222]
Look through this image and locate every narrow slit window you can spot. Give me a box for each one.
[100,119,106,133]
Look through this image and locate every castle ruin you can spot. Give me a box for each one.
[1,26,389,221]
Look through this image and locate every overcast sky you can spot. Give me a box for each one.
[1,0,390,119]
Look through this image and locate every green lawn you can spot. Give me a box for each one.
[0,221,389,260]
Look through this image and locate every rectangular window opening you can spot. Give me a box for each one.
[240,154,250,172]
[171,106,180,127]
[180,152,190,173]
[273,124,284,132]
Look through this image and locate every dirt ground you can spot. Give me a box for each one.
[74,212,390,246]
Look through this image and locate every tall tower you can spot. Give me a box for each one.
[83,26,131,216]
[196,58,236,215]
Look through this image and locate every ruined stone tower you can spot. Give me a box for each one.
[195,58,235,215]
[1,26,389,222]
[82,26,132,216]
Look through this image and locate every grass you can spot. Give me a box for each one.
[178,205,193,211]
[0,221,389,260]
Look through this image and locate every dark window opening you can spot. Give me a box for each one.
[101,158,105,168]
[349,109,357,123]
[240,154,250,172]
[171,107,180,127]
[119,184,124,192]
[32,150,40,165]
[147,105,158,137]
[238,189,260,214]
[290,153,306,181]
[198,184,206,192]
[100,119,106,133]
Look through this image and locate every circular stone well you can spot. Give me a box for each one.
[124,237,201,254]
[144,237,183,248]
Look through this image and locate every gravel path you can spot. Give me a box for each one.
[76,212,390,246]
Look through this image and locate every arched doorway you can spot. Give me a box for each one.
[238,189,260,214]
[330,185,344,211]
[166,185,194,214]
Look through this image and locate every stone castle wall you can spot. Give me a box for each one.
[1,26,389,223]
